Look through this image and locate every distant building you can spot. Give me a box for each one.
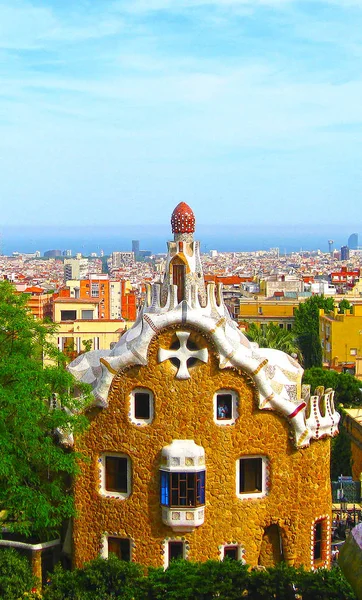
[64,257,89,280]
[44,249,62,258]
[320,305,362,377]
[259,274,303,297]
[341,246,350,261]
[111,252,135,268]
[62,250,72,257]
[348,233,359,250]
[132,240,140,259]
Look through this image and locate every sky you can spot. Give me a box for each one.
[1,0,362,229]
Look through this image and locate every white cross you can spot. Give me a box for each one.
[158,331,208,380]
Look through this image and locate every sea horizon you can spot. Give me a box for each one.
[0,223,359,257]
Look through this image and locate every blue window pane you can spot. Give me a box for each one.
[160,471,169,506]
[197,471,205,504]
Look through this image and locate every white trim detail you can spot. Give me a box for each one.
[218,543,246,563]
[213,389,239,426]
[98,453,131,500]
[0,539,60,551]
[129,387,154,426]
[236,455,269,500]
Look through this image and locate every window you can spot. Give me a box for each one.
[60,310,76,321]
[169,541,184,561]
[350,348,357,356]
[81,309,93,320]
[237,456,268,499]
[312,517,329,568]
[224,546,238,560]
[135,393,150,419]
[91,283,99,297]
[160,471,205,507]
[214,390,238,425]
[99,453,131,499]
[130,388,154,425]
[314,521,322,561]
[108,538,131,561]
[106,456,128,492]
[287,323,292,331]
[279,323,284,329]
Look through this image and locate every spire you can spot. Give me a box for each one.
[171,202,195,236]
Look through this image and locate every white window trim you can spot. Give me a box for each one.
[100,533,134,560]
[213,389,238,426]
[219,543,246,563]
[162,538,190,568]
[236,455,269,500]
[98,453,131,500]
[129,388,154,426]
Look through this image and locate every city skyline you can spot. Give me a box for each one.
[1,1,362,228]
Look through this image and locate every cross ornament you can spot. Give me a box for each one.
[158,331,208,380]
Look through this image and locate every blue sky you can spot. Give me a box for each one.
[1,0,362,228]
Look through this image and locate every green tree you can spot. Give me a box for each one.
[293,296,335,368]
[0,548,38,599]
[245,323,302,361]
[43,556,146,600]
[330,422,352,479]
[0,280,90,539]
[303,367,362,407]
[339,299,352,314]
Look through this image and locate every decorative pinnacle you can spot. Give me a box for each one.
[171,202,195,234]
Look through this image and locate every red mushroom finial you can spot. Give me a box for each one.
[171,202,195,234]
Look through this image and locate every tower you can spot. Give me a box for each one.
[132,240,140,260]
[328,240,334,255]
[69,204,340,571]
[348,233,358,250]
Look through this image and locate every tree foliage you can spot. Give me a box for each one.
[293,296,335,368]
[42,558,357,600]
[0,280,91,539]
[331,422,352,480]
[338,299,352,314]
[245,323,301,361]
[303,367,362,407]
[0,548,37,599]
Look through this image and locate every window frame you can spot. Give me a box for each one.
[213,389,238,426]
[220,544,246,563]
[311,516,330,569]
[236,455,268,500]
[101,534,133,560]
[162,539,189,567]
[160,470,205,508]
[129,388,154,426]
[99,453,131,500]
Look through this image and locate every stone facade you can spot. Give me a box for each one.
[70,203,339,571]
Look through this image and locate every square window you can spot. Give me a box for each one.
[216,394,232,420]
[237,456,268,499]
[108,538,131,561]
[169,541,184,562]
[130,388,154,425]
[105,456,128,493]
[134,393,150,419]
[214,390,238,425]
[239,458,262,494]
[350,348,357,356]
[224,546,238,560]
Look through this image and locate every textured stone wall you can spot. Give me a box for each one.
[73,326,332,569]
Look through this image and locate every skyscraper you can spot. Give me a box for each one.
[341,246,350,261]
[132,240,140,259]
[348,233,358,250]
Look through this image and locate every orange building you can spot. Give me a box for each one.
[69,204,339,571]
[23,286,53,320]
